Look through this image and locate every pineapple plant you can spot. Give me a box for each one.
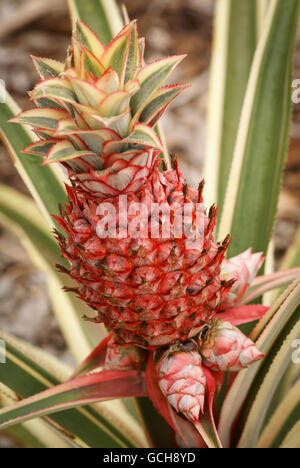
[0,0,299,449]
[10,21,268,436]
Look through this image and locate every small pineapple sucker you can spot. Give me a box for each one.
[220,249,264,307]
[198,320,264,372]
[104,335,146,371]
[156,342,206,423]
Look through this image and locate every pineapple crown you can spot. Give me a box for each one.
[12,21,187,186]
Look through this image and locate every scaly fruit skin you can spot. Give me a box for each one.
[199,320,264,372]
[220,249,264,308]
[56,160,232,349]
[156,347,206,422]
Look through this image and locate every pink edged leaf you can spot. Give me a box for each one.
[218,305,269,326]
[72,332,114,378]
[0,369,147,430]
[125,123,164,152]
[194,368,223,449]
[75,20,106,58]
[101,27,132,84]
[31,77,78,106]
[66,76,106,108]
[31,56,64,80]
[130,55,186,115]
[138,84,190,127]
[43,140,97,165]
[80,45,106,79]
[145,353,185,441]
[9,108,69,131]
[125,21,141,82]
[22,139,59,157]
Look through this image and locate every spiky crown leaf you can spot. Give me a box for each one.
[12,21,187,190]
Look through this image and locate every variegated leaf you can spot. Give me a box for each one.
[101,26,131,81]
[256,380,300,448]
[218,279,300,447]
[11,108,69,131]
[45,141,96,164]
[139,85,189,126]
[31,56,64,80]
[0,371,148,431]
[32,78,78,105]
[130,56,186,116]
[75,20,106,57]
[125,124,164,152]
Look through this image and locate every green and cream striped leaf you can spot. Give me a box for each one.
[0,331,147,448]
[31,56,65,80]
[256,379,300,448]
[130,56,185,117]
[218,0,300,256]
[281,226,300,272]
[0,370,147,433]
[203,0,258,212]
[267,209,300,304]
[236,307,300,448]
[280,420,300,448]
[139,85,188,126]
[32,79,78,106]
[218,279,300,447]
[0,383,79,448]
[256,0,269,37]
[125,124,164,152]
[11,108,70,131]
[0,94,67,228]
[46,141,97,165]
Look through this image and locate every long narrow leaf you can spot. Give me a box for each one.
[218,279,300,447]
[0,370,147,431]
[256,380,300,448]
[0,383,79,448]
[0,94,67,229]
[219,0,300,256]
[204,0,258,211]
[281,225,300,271]
[280,420,300,448]
[0,331,147,448]
[236,309,300,448]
